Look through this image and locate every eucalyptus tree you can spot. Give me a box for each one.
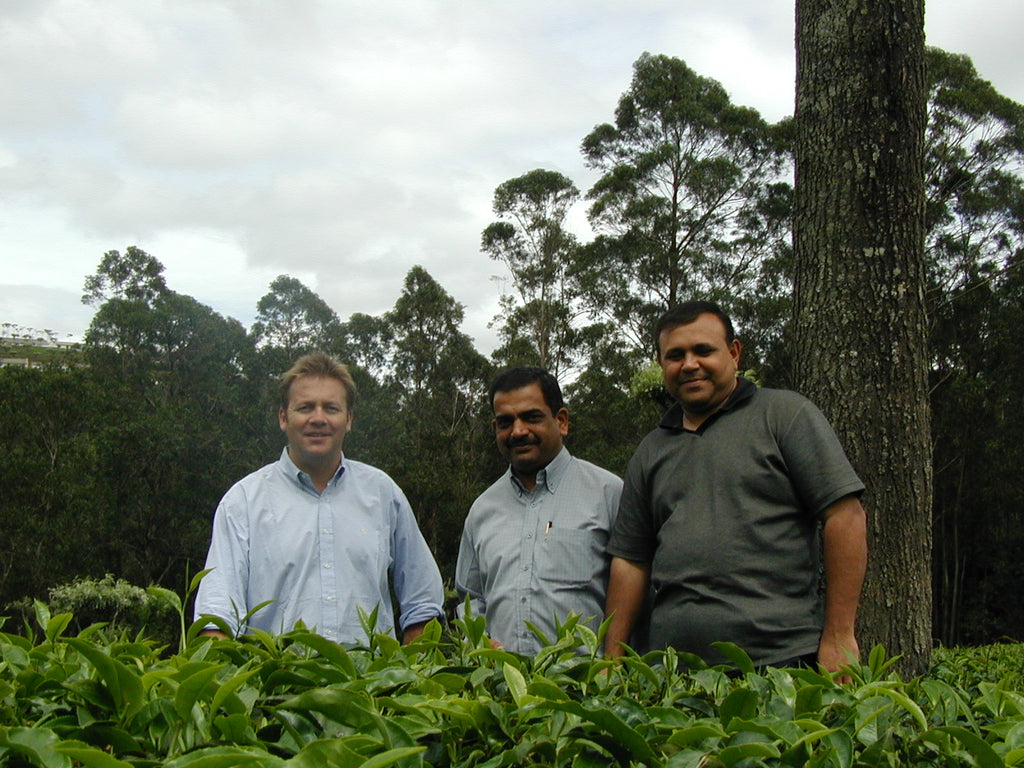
[82,245,169,306]
[795,0,931,675]
[378,266,492,575]
[79,248,258,592]
[482,169,584,378]
[82,246,174,376]
[575,52,791,358]
[250,274,343,359]
[337,311,393,381]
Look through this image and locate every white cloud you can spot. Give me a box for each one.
[0,0,1020,351]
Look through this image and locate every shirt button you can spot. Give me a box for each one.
[323,563,332,569]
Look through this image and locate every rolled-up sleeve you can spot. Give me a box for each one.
[390,489,444,631]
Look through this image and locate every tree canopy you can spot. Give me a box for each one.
[4,47,1024,651]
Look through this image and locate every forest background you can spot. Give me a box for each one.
[1,46,1021,651]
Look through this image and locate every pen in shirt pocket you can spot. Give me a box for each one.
[544,521,552,540]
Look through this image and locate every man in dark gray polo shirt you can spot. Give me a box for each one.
[603,301,867,672]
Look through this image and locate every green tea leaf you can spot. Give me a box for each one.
[0,726,72,768]
[45,612,74,644]
[924,727,1004,768]
[174,663,225,720]
[716,741,781,766]
[148,585,183,614]
[287,632,357,677]
[713,642,755,675]
[502,662,530,707]
[54,740,135,767]
[665,724,727,748]
[287,741,424,768]
[210,667,260,715]
[66,638,146,720]
[162,745,284,767]
[539,700,658,764]
[719,687,759,728]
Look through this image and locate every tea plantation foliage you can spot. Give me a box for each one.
[2,585,1023,768]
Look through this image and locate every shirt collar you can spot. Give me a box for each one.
[659,376,757,432]
[278,447,347,491]
[508,445,572,496]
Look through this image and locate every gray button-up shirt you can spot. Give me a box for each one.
[455,447,622,655]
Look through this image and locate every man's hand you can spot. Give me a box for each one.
[603,557,651,658]
[818,631,859,682]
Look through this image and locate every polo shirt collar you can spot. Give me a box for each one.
[659,376,756,432]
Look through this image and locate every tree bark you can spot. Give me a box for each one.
[794,0,932,676]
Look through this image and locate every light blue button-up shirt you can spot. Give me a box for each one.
[195,448,443,644]
[454,447,622,654]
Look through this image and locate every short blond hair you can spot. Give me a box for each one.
[280,353,357,411]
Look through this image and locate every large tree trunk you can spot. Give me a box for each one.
[794,0,932,676]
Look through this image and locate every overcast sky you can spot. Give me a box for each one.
[2,1,1021,351]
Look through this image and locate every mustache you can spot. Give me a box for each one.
[507,435,540,448]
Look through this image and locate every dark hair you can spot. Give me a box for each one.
[488,366,564,414]
[653,300,736,354]
[280,353,357,411]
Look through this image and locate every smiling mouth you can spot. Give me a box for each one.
[508,439,539,451]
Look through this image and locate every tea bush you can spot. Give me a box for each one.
[1,597,1023,767]
[6,574,179,648]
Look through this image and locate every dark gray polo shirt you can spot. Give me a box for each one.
[607,378,864,665]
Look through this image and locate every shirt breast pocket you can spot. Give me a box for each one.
[538,528,606,585]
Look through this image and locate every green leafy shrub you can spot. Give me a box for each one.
[24,574,178,647]
[1,604,1023,767]
[932,641,1024,692]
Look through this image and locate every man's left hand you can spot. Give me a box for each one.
[818,631,859,682]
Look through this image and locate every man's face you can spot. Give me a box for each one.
[279,375,353,473]
[492,382,568,486]
[658,312,742,420]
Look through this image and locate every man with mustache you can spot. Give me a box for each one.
[455,366,623,654]
[195,353,444,644]
[603,301,867,673]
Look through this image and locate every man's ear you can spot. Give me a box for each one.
[556,407,569,437]
[730,339,743,366]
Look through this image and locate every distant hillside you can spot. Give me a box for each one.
[0,336,83,367]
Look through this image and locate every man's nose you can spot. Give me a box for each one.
[510,418,529,436]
